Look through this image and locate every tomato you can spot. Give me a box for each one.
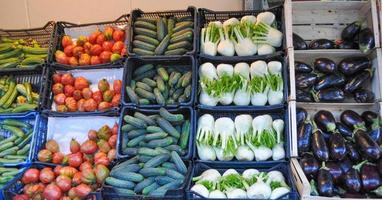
[94,155,110,166]
[77,35,88,46]
[97,125,112,141]
[111,123,118,135]
[98,101,112,112]
[63,45,74,57]
[97,79,109,92]
[80,140,98,154]
[92,91,103,104]
[55,175,71,192]
[107,149,116,161]
[72,89,82,101]
[112,41,124,54]
[108,135,117,148]
[56,105,67,113]
[80,168,96,184]
[68,152,83,168]
[12,194,29,200]
[65,97,78,112]
[80,161,93,172]
[77,99,86,112]
[82,153,94,164]
[70,138,80,153]
[72,46,84,58]
[74,184,91,198]
[64,85,75,97]
[103,26,114,40]
[111,93,121,107]
[90,44,103,56]
[94,152,107,161]
[54,94,66,105]
[53,165,62,176]
[103,90,114,102]
[83,98,97,112]
[96,34,106,45]
[43,183,62,200]
[74,76,89,90]
[24,183,45,197]
[113,80,122,94]
[83,42,92,52]
[21,168,40,184]
[94,164,110,184]
[45,140,59,153]
[52,74,62,84]
[97,139,111,153]
[55,50,69,65]
[81,88,93,100]
[89,30,101,44]
[100,50,112,63]
[61,35,73,48]
[90,56,101,65]
[113,29,125,42]
[38,149,52,162]
[72,172,82,186]
[79,53,91,66]
[60,166,78,178]
[39,168,55,184]
[68,57,78,66]
[61,73,74,86]
[110,53,121,62]
[52,152,64,164]
[52,83,64,95]
[102,41,114,52]
[88,130,98,140]
[121,47,127,56]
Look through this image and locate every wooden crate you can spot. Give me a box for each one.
[285,0,380,50]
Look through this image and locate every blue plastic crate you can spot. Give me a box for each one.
[193,106,290,164]
[116,106,194,161]
[186,162,297,200]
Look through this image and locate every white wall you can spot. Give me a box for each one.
[0,0,243,29]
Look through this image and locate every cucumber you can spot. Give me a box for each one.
[121,124,135,132]
[106,177,135,189]
[132,48,154,56]
[124,115,147,129]
[159,108,184,122]
[22,46,47,55]
[142,182,160,195]
[141,78,157,87]
[165,169,185,180]
[0,142,13,152]
[154,34,170,55]
[147,137,174,148]
[133,40,156,51]
[167,18,175,35]
[179,94,187,102]
[134,177,155,193]
[176,75,184,89]
[165,145,186,156]
[138,147,161,157]
[144,154,170,168]
[134,27,157,38]
[0,49,21,60]
[4,155,26,160]
[136,81,153,92]
[157,67,169,82]
[161,162,177,170]
[3,119,31,129]
[135,88,156,101]
[144,132,167,141]
[162,87,169,100]
[0,58,19,65]
[133,64,154,77]
[0,135,17,146]
[139,168,166,177]
[173,22,194,33]
[156,18,167,41]
[171,151,187,174]
[152,180,182,193]
[16,143,30,155]
[146,126,164,133]
[153,88,165,105]
[113,156,139,169]
[156,76,166,92]
[164,48,187,55]
[0,147,18,157]
[112,163,141,173]
[184,85,191,98]
[0,62,19,69]
[113,188,136,195]
[169,72,181,87]
[167,41,191,51]
[172,88,184,100]
[156,117,180,138]
[20,57,44,66]
[138,155,153,162]
[127,135,145,147]
[181,71,192,87]
[172,28,193,38]
[123,147,138,156]
[134,112,156,126]
[111,171,144,183]
[131,80,136,90]
[134,69,156,81]
[138,99,150,105]
[134,21,157,31]
[170,31,193,43]
[179,120,190,149]
[178,16,193,22]
[155,147,170,155]
[136,17,156,24]
[134,35,160,46]
[127,129,145,140]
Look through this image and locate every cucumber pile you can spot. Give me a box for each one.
[126,64,192,105]
[132,16,194,56]
[106,151,187,196]
[120,108,190,157]
[0,37,47,69]
[0,167,23,188]
[0,119,34,164]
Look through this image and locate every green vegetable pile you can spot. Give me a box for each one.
[0,167,23,189]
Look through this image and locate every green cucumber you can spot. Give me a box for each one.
[157,67,169,82]
[164,48,188,55]
[154,34,170,55]
[146,126,164,133]
[134,35,160,46]
[134,27,157,38]
[173,21,194,33]
[134,112,156,126]
[179,120,190,149]
[181,71,192,87]
[121,124,135,132]
[126,86,139,104]
[133,64,155,77]
[165,168,185,180]
[137,147,161,157]
[132,48,155,56]
[156,18,167,41]
[139,168,166,177]
[167,18,175,35]
[167,41,191,51]
[127,135,145,147]
[135,88,156,101]
[146,137,174,148]
[111,171,144,183]
[136,81,153,92]
[142,182,160,195]
[144,154,170,168]
[159,108,184,122]
[138,98,150,105]
[106,177,135,189]
[171,151,187,174]
[134,177,155,193]
[144,132,168,141]
[156,76,166,92]
[134,21,157,31]
[133,40,156,51]
[141,78,157,87]
[124,115,148,129]
[156,117,180,138]
[170,31,193,43]
[153,88,165,105]
[172,28,193,38]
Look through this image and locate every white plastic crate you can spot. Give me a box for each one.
[285,0,380,50]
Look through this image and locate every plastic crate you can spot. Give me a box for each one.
[102,159,192,200]
[128,6,197,57]
[196,52,289,110]
[41,65,124,116]
[186,162,298,200]
[0,21,55,73]
[194,106,290,165]
[116,106,194,161]
[49,15,129,70]
[122,55,196,108]
[197,4,286,59]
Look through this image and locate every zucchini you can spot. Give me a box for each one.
[0,62,19,69]
[0,81,15,106]
[171,151,187,174]
[134,21,157,31]
[153,88,165,105]
[144,132,168,141]
[133,40,156,51]
[138,98,150,105]
[165,169,185,180]
[173,22,194,33]
[159,108,184,122]
[156,76,166,92]
[134,27,157,38]
[167,18,175,35]
[156,117,180,138]
[20,57,44,66]
[0,44,13,54]
[111,171,144,183]
[133,64,154,77]
[142,182,160,195]
[106,177,135,189]
[121,124,135,132]
[139,168,166,177]
[179,120,190,149]
[147,137,174,148]
[141,78,157,87]
[170,31,193,43]
[164,48,187,55]
[157,67,169,82]
[22,46,47,55]
[127,135,145,147]
[0,58,19,65]
[136,82,153,92]
[156,18,167,41]
[0,48,21,60]
[167,41,191,51]
[134,177,155,193]
[132,48,154,56]
[154,34,170,55]
[124,115,148,129]
[133,69,156,81]
[144,154,170,168]
[135,88,156,101]
[146,126,164,133]
[134,35,160,46]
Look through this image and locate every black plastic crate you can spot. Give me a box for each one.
[197,4,286,60]
[41,65,124,116]
[122,55,196,108]
[128,6,197,57]
[49,15,129,70]
[186,162,297,200]
[0,21,55,73]
[196,52,289,110]
[116,106,194,161]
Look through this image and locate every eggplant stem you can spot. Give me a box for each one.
[310,90,319,102]
[320,161,329,170]
[309,179,319,196]
[353,159,368,172]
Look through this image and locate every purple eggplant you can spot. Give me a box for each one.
[295,61,313,73]
[338,156,353,174]
[360,162,382,192]
[338,57,371,76]
[293,33,308,50]
[361,111,382,144]
[312,88,345,102]
[311,129,329,161]
[328,132,346,161]
[298,120,313,153]
[337,40,357,49]
[314,58,337,74]
[296,107,308,127]
[300,153,319,179]
[359,28,375,53]
[341,193,367,198]
[309,39,335,49]
[377,158,382,175]
[296,73,318,89]
[354,89,375,103]
[372,186,382,197]
[314,110,336,133]
[317,163,334,197]
[341,21,361,41]
[314,73,345,91]
[343,168,362,193]
[344,69,373,93]
[336,122,353,138]
[346,142,361,162]
[354,129,381,160]
[326,161,343,183]
[340,110,365,131]
[296,89,313,102]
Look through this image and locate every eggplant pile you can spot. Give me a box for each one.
[293,21,375,53]
[295,56,375,103]
[297,107,382,197]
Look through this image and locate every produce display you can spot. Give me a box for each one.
[295,56,375,103]
[125,63,192,105]
[0,75,39,113]
[120,108,190,158]
[200,12,283,57]
[0,167,23,189]
[132,16,194,56]
[196,114,285,161]
[104,151,188,197]
[297,107,382,197]
[199,60,284,106]
[51,72,121,112]
[54,26,126,66]
[293,21,375,53]
[0,37,47,69]
[190,168,291,199]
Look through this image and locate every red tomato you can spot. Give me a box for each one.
[12,194,29,200]
[98,101,112,111]
[107,149,116,161]
[108,135,117,148]
[61,35,73,48]
[38,149,53,162]
[52,83,64,95]
[53,165,62,176]
[92,90,103,104]
[111,94,121,107]
[59,166,78,178]
[65,97,78,112]
[102,41,114,52]
[73,89,82,101]
[112,41,124,54]
[68,57,78,66]
[42,183,62,200]
[90,44,103,56]
[121,47,127,56]
[96,34,106,45]
[90,56,101,65]
[61,73,74,85]
[52,152,64,164]
[111,123,118,135]
[54,94,66,105]
[71,172,82,186]
[99,51,112,63]
[21,168,40,184]
[81,88,93,100]
[74,76,89,90]
[70,138,80,153]
[89,30,101,44]
[63,45,74,57]
[64,84,75,97]
[39,168,55,184]
[79,53,91,66]
[88,130,98,140]
[56,175,71,192]
[77,99,86,112]
[52,74,62,84]
[113,80,122,94]
[55,51,69,65]
[45,139,59,153]
[80,140,98,154]
[80,161,93,172]
[74,184,91,198]
[113,29,125,42]
[68,152,83,168]
[72,46,84,58]
[103,26,114,40]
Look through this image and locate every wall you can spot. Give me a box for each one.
[0,0,243,29]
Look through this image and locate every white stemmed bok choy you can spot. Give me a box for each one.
[196,114,216,161]
[217,18,237,56]
[234,114,254,161]
[233,63,251,106]
[267,61,283,105]
[213,117,237,161]
[250,60,269,106]
[199,62,219,106]
[201,21,221,56]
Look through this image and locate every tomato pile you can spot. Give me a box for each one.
[54,26,126,66]
[52,73,122,112]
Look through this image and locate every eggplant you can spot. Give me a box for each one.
[360,162,382,192]
[344,69,373,93]
[296,107,308,127]
[298,120,313,153]
[314,110,336,133]
[317,164,334,197]
[361,111,379,127]
[295,73,318,89]
[309,39,335,49]
[314,58,337,74]
[342,168,362,193]
[354,129,381,160]
[326,161,343,183]
[340,110,365,130]
[341,21,361,40]
[338,57,371,76]
[336,122,353,138]
[337,40,357,49]
[373,186,382,197]
[300,153,319,179]
[314,74,345,91]
[354,89,375,103]
[311,129,329,161]
[377,158,382,176]
[328,132,346,161]
[296,89,313,102]
[293,33,308,50]
[295,61,313,73]
[312,88,345,102]
[346,142,361,162]
[341,193,367,198]
[359,28,375,53]
[338,156,353,174]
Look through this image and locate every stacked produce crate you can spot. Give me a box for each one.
[286,0,382,199]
